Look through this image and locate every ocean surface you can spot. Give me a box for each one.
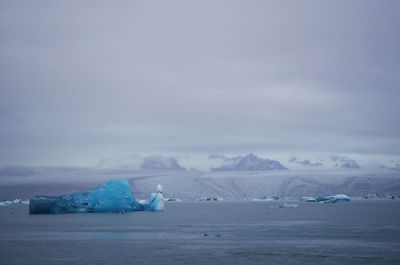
[0,201,399,265]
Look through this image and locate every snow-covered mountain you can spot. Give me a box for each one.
[0,166,35,177]
[92,153,399,172]
[97,155,186,171]
[1,154,400,200]
[286,155,362,170]
[380,163,400,171]
[210,153,287,171]
[330,156,360,169]
[140,156,185,171]
[288,158,323,167]
[96,153,287,172]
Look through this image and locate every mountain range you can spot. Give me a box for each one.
[97,155,185,171]
[1,152,399,200]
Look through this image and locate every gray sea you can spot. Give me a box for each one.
[1,201,400,265]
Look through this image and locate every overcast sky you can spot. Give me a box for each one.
[0,0,399,166]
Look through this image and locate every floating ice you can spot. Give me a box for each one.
[279,202,299,208]
[12,199,22,204]
[0,199,28,207]
[329,194,351,202]
[300,194,351,203]
[0,201,12,207]
[316,194,351,203]
[29,179,164,214]
[144,188,165,211]
[165,198,182,202]
[301,196,317,202]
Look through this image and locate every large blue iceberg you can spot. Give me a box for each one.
[29,179,164,214]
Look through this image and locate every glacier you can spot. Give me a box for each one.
[29,179,164,214]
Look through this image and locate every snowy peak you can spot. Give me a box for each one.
[380,163,400,171]
[97,155,186,171]
[330,156,360,169]
[96,153,396,172]
[210,153,287,171]
[288,158,323,167]
[0,166,35,177]
[140,156,185,171]
[285,155,362,170]
[97,155,143,170]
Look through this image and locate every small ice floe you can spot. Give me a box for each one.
[329,194,351,202]
[197,197,223,201]
[316,194,351,203]
[279,202,300,208]
[252,198,273,201]
[0,201,12,207]
[165,198,182,202]
[300,194,351,203]
[300,197,317,202]
[362,193,396,200]
[252,196,280,201]
[0,199,29,207]
[202,233,222,238]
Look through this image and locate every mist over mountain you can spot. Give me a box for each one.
[0,166,35,177]
[286,156,364,170]
[96,153,289,172]
[140,156,185,171]
[330,156,360,169]
[0,153,399,200]
[96,155,186,171]
[210,153,287,171]
[1,168,399,201]
[288,158,323,167]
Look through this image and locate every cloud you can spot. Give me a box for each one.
[0,0,399,166]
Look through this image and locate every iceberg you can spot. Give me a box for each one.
[12,199,22,204]
[0,199,28,207]
[299,194,351,203]
[144,184,165,211]
[279,202,299,208]
[0,201,13,207]
[29,179,164,214]
[328,194,351,202]
[301,196,317,202]
[316,194,351,203]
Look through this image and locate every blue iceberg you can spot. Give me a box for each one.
[316,194,351,203]
[29,179,164,214]
[300,194,351,203]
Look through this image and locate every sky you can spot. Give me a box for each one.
[0,0,399,167]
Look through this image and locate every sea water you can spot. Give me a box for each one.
[0,201,399,265]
